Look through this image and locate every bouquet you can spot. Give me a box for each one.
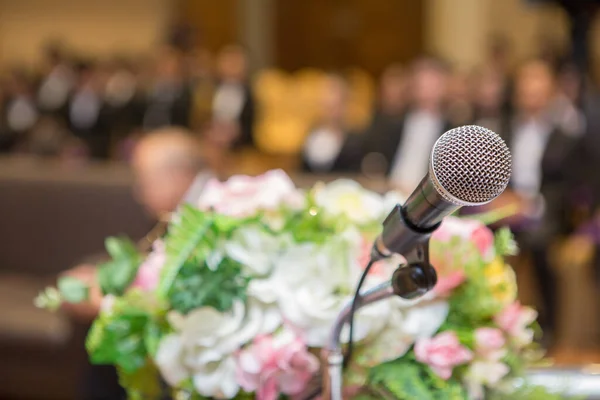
[37,170,563,400]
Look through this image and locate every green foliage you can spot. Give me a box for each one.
[158,205,213,299]
[86,295,168,373]
[57,276,90,303]
[433,242,502,328]
[366,356,468,400]
[168,257,249,314]
[494,227,519,257]
[280,206,340,243]
[152,205,251,314]
[97,236,143,296]
[118,362,164,400]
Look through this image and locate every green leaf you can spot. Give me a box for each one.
[118,362,164,400]
[143,318,167,358]
[365,354,469,400]
[97,237,143,296]
[158,205,212,299]
[86,310,151,373]
[368,359,435,400]
[106,236,139,260]
[168,257,249,314]
[57,276,90,303]
[495,227,519,257]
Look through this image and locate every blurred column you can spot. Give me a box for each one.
[237,0,274,72]
[425,0,490,70]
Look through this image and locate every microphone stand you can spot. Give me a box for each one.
[321,241,437,400]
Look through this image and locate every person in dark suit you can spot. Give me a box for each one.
[67,61,111,159]
[61,127,211,400]
[142,49,193,131]
[210,45,256,149]
[363,57,452,192]
[496,60,583,339]
[301,73,364,173]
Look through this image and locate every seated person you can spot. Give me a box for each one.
[301,73,364,174]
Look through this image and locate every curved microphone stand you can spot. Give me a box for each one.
[321,241,437,400]
[321,281,395,400]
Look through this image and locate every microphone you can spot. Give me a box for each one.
[372,125,512,262]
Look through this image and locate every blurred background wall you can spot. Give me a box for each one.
[0,0,172,64]
[0,0,584,72]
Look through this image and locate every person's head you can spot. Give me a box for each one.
[488,34,511,70]
[379,63,406,115]
[131,127,205,218]
[471,65,505,114]
[514,59,556,116]
[319,73,349,125]
[408,56,450,112]
[154,47,185,83]
[216,45,248,82]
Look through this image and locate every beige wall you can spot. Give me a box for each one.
[0,0,172,65]
[425,0,571,70]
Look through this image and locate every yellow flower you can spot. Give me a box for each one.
[485,258,517,306]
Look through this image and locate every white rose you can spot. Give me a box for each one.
[266,232,390,347]
[360,298,449,366]
[224,226,288,276]
[314,179,384,225]
[155,299,280,398]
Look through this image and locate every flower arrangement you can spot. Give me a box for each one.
[37,170,563,400]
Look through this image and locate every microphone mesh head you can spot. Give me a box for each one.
[430,125,511,205]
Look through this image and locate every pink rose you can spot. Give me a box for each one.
[236,329,320,399]
[197,170,300,217]
[433,270,466,297]
[414,331,473,380]
[132,240,166,291]
[494,302,538,348]
[432,217,495,260]
[471,225,495,260]
[474,328,506,360]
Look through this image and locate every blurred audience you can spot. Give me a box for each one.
[499,60,582,336]
[365,57,451,192]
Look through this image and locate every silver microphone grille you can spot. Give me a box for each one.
[430,125,511,206]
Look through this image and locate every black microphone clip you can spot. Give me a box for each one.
[371,204,438,300]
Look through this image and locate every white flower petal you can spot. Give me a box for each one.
[155,334,189,386]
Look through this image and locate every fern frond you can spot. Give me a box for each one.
[157,205,212,299]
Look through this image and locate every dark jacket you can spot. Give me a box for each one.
[363,109,452,176]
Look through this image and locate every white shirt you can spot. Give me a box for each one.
[511,119,552,198]
[70,88,101,130]
[303,127,344,171]
[390,111,443,188]
[212,83,245,122]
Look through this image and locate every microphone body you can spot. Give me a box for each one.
[372,125,512,261]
